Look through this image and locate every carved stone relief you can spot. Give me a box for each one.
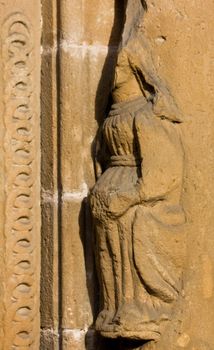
[2,12,40,349]
[90,57,186,344]
[1,1,214,349]
[90,1,187,346]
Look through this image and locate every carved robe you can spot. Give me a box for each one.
[90,96,186,341]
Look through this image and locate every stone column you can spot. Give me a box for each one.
[57,1,125,349]
[0,1,41,349]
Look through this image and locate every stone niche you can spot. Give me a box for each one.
[0,0,214,349]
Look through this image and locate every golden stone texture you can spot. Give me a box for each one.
[0,0,41,349]
[90,0,214,349]
[0,0,214,349]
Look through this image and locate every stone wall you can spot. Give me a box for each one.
[0,0,214,349]
[40,1,214,348]
[40,1,126,349]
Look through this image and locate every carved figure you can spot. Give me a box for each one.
[90,47,186,341]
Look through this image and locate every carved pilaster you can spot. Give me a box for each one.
[1,11,40,349]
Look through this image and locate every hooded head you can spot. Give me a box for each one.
[112,40,183,123]
[112,49,145,103]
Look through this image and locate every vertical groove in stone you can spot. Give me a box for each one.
[56,0,63,348]
[40,0,59,348]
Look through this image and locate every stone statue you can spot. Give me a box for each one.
[90,44,186,342]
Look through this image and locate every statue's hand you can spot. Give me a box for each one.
[90,181,145,220]
[106,188,142,218]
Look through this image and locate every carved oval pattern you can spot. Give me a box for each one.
[2,13,40,348]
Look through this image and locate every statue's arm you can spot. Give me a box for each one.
[93,125,110,180]
[135,111,184,203]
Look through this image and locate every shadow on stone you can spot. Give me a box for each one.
[80,2,128,350]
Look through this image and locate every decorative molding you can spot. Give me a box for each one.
[2,12,40,348]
